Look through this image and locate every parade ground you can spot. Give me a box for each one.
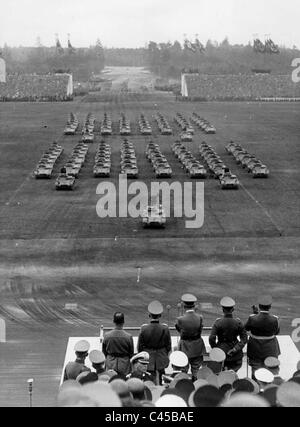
[0,67,299,406]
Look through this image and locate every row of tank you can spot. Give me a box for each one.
[64,111,217,138]
[172,141,207,179]
[55,142,89,190]
[139,114,152,135]
[154,113,173,135]
[146,142,172,178]
[81,113,96,143]
[226,142,269,178]
[191,113,216,134]
[34,142,64,179]
[119,113,131,136]
[93,142,111,178]
[64,113,79,135]
[120,139,139,178]
[199,142,239,189]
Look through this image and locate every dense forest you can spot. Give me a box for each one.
[145,39,300,77]
[1,41,105,81]
[1,39,299,81]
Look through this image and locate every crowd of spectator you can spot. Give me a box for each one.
[58,294,300,407]
[0,74,73,101]
[182,74,300,100]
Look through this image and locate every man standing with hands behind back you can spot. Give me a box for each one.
[175,294,205,381]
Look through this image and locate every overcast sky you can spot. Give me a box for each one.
[0,0,299,48]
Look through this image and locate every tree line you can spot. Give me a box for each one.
[1,39,299,81]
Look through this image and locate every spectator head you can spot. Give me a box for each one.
[81,382,122,407]
[89,350,106,373]
[74,340,90,360]
[126,378,146,401]
[110,379,134,406]
[57,380,83,407]
[155,394,187,407]
[181,294,197,310]
[189,385,224,407]
[258,295,273,311]
[255,368,274,390]
[148,300,163,320]
[220,392,270,407]
[130,352,150,374]
[220,296,235,314]
[197,366,214,381]
[113,312,125,326]
[169,351,189,372]
[277,381,300,407]
[209,348,226,363]
[264,357,280,376]
[217,371,238,388]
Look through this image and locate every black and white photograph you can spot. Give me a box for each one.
[0,0,299,410]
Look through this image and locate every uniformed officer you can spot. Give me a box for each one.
[137,301,172,385]
[127,351,154,382]
[102,312,134,376]
[175,294,205,381]
[209,297,248,372]
[264,357,284,385]
[89,350,106,377]
[162,351,190,385]
[63,340,91,382]
[245,295,280,378]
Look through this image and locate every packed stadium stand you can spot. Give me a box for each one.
[181,74,300,101]
[0,73,73,101]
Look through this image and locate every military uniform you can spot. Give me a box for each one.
[175,294,205,380]
[126,351,155,382]
[245,296,280,375]
[63,340,91,382]
[162,351,190,385]
[137,301,171,383]
[264,357,284,386]
[102,328,134,376]
[209,297,248,372]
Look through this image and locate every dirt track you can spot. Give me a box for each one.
[0,68,299,405]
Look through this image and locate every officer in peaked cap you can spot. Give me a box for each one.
[209,297,247,372]
[162,351,190,385]
[181,294,197,306]
[89,350,107,377]
[175,294,205,381]
[137,301,171,385]
[127,352,154,382]
[245,295,280,379]
[63,340,91,382]
[264,357,283,385]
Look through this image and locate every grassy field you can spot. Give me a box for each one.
[0,78,299,405]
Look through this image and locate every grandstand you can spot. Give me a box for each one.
[57,328,300,407]
[181,74,300,101]
[62,333,299,385]
[0,73,73,101]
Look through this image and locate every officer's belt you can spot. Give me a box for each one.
[108,353,130,358]
[249,333,276,340]
[181,335,201,341]
[145,347,166,351]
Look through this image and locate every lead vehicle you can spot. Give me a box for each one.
[142,205,166,228]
